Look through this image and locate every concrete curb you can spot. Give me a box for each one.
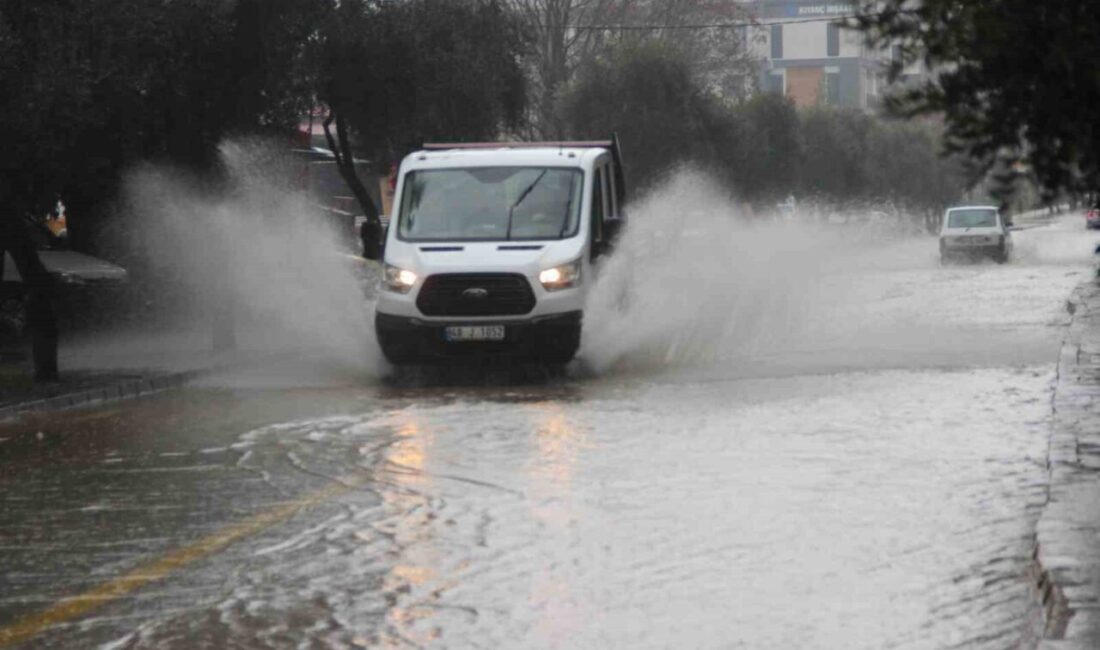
[0,369,206,420]
[1033,279,1100,648]
[0,351,293,420]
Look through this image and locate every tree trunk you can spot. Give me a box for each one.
[0,215,59,382]
[28,289,58,381]
[323,110,383,260]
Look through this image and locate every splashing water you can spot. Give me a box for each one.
[117,156,1094,384]
[580,169,1099,379]
[121,138,385,376]
[580,171,851,374]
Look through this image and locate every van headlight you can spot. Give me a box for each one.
[383,264,418,294]
[539,259,581,291]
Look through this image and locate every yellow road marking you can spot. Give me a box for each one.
[0,482,349,647]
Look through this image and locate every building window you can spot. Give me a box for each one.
[892,44,904,64]
[768,72,784,95]
[860,69,873,107]
[736,25,748,54]
[827,24,839,57]
[826,73,840,104]
[770,24,783,59]
[865,69,878,100]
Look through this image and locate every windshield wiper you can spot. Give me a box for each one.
[505,170,547,240]
[558,197,574,238]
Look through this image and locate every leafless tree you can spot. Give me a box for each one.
[508,0,625,138]
[510,0,760,138]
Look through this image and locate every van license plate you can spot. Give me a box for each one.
[444,326,505,342]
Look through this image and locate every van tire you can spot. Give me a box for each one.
[377,331,418,365]
[537,325,581,365]
[539,347,579,365]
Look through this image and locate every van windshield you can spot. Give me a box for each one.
[398,167,584,242]
[947,209,998,228]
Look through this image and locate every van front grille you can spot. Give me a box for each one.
[416,273,536,317]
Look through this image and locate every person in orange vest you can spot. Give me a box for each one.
[44,197,68,245]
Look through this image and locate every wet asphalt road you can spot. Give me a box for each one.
[2,216,1099,649]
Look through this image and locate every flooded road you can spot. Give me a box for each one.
[1,215,1098,648]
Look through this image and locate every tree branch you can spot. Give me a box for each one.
[323,108,383,260]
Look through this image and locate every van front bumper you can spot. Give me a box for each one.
[375,310,582,363]
[940,237,1007,258]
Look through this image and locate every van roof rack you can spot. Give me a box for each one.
[421,140,612,150]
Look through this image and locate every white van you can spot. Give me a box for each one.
[373,139,625,364]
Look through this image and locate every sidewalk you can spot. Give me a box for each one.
[0,329,279,418]
[1013,205,1065,229]
[1036,277,1100,647]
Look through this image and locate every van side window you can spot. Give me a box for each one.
[607,165,618,218]
[591,167,605,246]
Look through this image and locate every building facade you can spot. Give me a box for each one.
[742,1,912,110]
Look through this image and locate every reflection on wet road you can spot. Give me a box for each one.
[1,217,1098,648]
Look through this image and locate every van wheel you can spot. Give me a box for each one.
[538,341,579,365]
[377,332,418,365]
[537,326,581,365]
[539,347,578,365]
